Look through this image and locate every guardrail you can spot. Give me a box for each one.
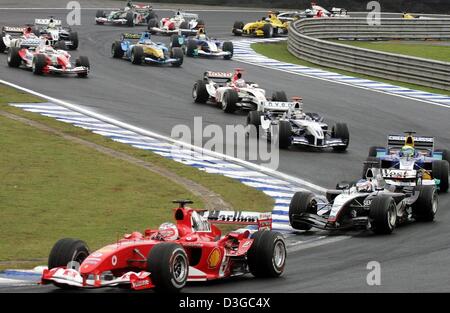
[287,18,450,90]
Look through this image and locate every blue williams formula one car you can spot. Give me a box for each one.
[170,29,233,60]
[111,32,183,67]
[365,132,449,192]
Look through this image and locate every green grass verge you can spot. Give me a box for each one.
[332,40,450,63]
[0,84,274,269]
[251,41,450,96]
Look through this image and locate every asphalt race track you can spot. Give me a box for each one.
[0,1,449,292]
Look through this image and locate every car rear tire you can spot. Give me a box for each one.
[247,110,263,137]
[32,54,47,75]
[147,18,158,32]
[170,47,184,67]
[186,39,197,57]
[247,230,286,278]
[272,91,288,102]
[413,185,438,222]
[7,47,22,67]
[126,11,134,27]
[331,122,349,152]
[0,36,6,53]
[222,41,233,60]
[232,21,244,35]
[75,56,89,77]
[432,160,449,193]
[96,10,105,18]
[55,40,67,50]
[68,31,78,50]
[222,89,239,113]
[262,23,273,38]
[369,195,397,234]
[289,191,316,231]
[192,80,209,103]
[131,46,143,65]
[147,243,188,293]
[170,34,183,48]
[111,41,124,58]
[434,149,450,166]
[278,120,292,149]
[180,21,189,30]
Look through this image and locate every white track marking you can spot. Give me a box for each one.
[287,236,351,253]
[1,79,327,193]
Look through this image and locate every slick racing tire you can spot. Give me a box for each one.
[32,26,40,36]
[126,11,134,27]
[186,39,197,57]
[147,18,158,32]
[262,23,273,38]
[170,47,184,67]
[7,47,22,68]
[247,230,286,278]
[272,91,288,102]
[331,122,349,152]
[147,243,188,293]
[131,46,144,65]
[412,185,438,222]
[192,80,209,103]
[111,41,124,58]
[222,41,233,60]
[434,149,450,165]
[278,120,292,149]
[32,54,47,75]
[170,34,183,48]
[0,36,6,53]
[222,89,239,113]
[232,21,244,36]
[147,11,157,23]
[48,238,89,289]
[55,40,67,50]
[96,10,105,18]
[247,110,263,137]
[68,31,78,50]
[75,56,90,78]
[48,238,90,269]
[432,160,449,193]
[369,195,397,235]
[362,156,380,179]
[180,21,189,30]
[368,146,384,157]
[289,191,317,231]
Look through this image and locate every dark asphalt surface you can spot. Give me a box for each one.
[0,1,449,292]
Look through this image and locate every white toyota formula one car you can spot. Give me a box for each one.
[148,10,204,36]
[247,97,349,151]
[192,69,288,113]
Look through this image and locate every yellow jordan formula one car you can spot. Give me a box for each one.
[232,12,289,38]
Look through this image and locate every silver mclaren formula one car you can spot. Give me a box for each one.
[247,97,349,151]
[289,165,438,234]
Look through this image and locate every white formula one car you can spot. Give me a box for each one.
[289,166,438,234]
[95,1,156,26]
[192,69,288,113]
[0,26,42,53]
[148,10,204,36]
[246,97,349,151]
[277,2,349,22]
[32,18,79,50]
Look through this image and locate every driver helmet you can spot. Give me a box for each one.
[48,19,56,29]
[356,179,373,192]
[197,28,206,40]
[305,9,313,16]
[25,26,33,35]
[158,222,179,241]
[400,145,415,158]
[234,78,246,88]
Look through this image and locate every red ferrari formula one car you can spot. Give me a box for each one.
[7,43,89,77]
[41,200,286,292]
